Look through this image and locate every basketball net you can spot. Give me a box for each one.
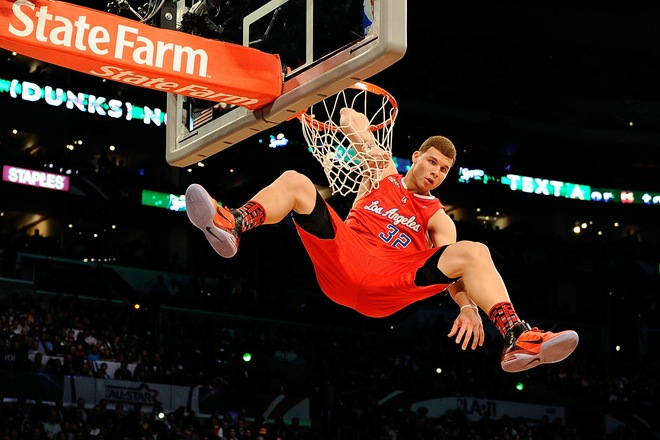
[298,82,398,196]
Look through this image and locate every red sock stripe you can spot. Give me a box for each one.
[237,200,266,231]
[488,302,521,337]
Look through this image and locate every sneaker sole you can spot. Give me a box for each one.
[502,330,579,373]
[185,184,238,258]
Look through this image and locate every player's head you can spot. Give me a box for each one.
[406,137,456,194]
[419,136,456,166]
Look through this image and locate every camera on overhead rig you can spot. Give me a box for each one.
[178,0,225,38]
[105,0,228,39]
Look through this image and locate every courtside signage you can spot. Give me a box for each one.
[3,164,70,191]
[0,0,283,109]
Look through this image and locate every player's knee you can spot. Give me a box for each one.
[280,170,313,190]
[279,170,317,208]
[457,240,492,263]
[280,169,302,181]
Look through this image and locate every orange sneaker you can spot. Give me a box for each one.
[501,322,579,373]
[185,183,242,258]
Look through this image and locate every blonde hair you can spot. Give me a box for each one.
[419,136,457,165]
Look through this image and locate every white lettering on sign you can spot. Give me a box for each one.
[89,66,259,105]
[2,165,70,191]
[8,0,209,77]
[1,76,166,126]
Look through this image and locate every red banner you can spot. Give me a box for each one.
[0,0,283,110]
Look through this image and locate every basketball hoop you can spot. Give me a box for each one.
[297,81,399,196]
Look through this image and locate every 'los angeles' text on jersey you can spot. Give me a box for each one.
[362,201,422,233]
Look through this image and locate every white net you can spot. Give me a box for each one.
[299,82,398,196]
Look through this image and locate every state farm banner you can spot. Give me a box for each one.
[0,0,283,110]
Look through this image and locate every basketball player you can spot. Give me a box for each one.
[185,108,579,373]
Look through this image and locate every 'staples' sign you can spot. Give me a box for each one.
[0,0,283,110]
[3,165,70,191]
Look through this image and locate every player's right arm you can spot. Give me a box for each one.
[339,108,397,197]
[427,209,457,248]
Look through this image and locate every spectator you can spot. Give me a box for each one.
[77,398,88,416]
[61,353,77,376]
[49,333,67,357]
[114,359,133,381]
[31,351,46,372]
[27,228,45,254]
[86,344,102,362]
[29,339,46,357]
[38,331,55,356]
[94,362,112,379]
[71,343,87,370]
[83,329,98,348]
[44,356,63,374]
[78,360,95,378]
[41,407,62,440]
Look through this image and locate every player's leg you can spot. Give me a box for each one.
[185,170,317,257]
[290,191,336,240]
[250,170,319,222]
[436,240,578,373]
[435,241,508,312]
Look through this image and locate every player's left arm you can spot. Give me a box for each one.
[427,209,484,350]
[339,108,397,198]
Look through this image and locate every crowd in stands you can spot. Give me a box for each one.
[1,274,658,439]
[0,393,313,440]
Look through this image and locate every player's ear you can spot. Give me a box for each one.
[411,150,420,163]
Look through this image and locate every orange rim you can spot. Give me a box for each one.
[297,81,398,132]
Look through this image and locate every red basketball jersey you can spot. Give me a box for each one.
[345,174,444,252]
[294,174,451,318]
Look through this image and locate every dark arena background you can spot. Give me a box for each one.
[1,1,659,439]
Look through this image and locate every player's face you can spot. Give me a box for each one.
[406,147,453,194]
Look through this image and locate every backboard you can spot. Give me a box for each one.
[165,0,407,167]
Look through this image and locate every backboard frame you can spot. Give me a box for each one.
[165,0,407,167]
